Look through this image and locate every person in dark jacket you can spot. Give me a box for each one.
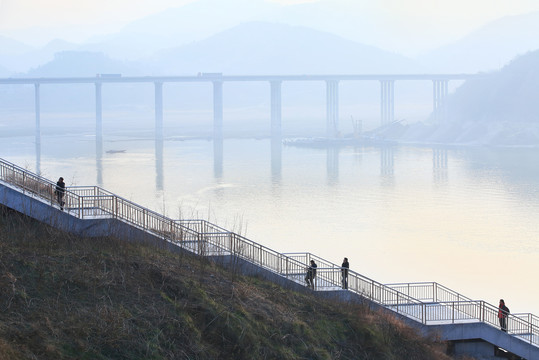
[55,177,66,210]
[305,260,317,289]
[341,257,349,289]
[498,299,510,332]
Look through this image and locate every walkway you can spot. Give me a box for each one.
[0,157,537,359]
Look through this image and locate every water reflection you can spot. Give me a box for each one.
[326,147,339,185]
[35,135,41,176]
[155,138,164,191]
[433,148,448,184]
[380,146,394,186]
[96,135,103,186]
[213,138,223,179]
[271,137,282,183]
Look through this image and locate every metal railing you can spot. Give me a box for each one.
[385,282,473,303]
[1,157,538,347]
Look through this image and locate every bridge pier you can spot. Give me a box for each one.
[34,83,41,175]
[326,80,339,138]
[213,81,223,140]
[380,80,395,125]
[433,80,448,123]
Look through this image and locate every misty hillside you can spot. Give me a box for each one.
[419,11,539,73]
[152,21,420,75]
[447,49,539,125]
[387,49,539,146]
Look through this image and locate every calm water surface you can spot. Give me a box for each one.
[2,124,539,316]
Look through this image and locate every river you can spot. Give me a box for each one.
[2,114,539,317]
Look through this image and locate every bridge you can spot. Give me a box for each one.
[0,156,536,359]
[0,73,478,141]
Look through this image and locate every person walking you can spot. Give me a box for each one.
[341,257,349,289]
[55,177,66,210]
[305,259,317,289]
[498,299,510,332]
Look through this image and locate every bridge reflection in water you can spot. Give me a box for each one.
[32,130,450,192]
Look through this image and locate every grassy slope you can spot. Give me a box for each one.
[0,207,464,360]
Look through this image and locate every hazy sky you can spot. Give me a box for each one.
[1,0,539,51]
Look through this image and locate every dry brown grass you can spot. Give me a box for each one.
[0,205,465,360]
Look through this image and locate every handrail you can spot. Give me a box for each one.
[385,282,474,303]
[1,157,538,348]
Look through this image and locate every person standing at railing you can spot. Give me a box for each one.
[305,260,317,289]
[498,299,510,332]
[341,257,349,289]
[55,177,65,210]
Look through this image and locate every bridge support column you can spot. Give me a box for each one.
[154,81,163,141]
[213,80,223,140]
[326,80,339,138]
[380,80,394,126]
[270,80,282,139]
[34,83,41,175]
[433,80,448,123]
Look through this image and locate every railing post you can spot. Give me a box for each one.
[480,301,484,322]
[143,209,146,229]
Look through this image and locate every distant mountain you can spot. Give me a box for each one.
[84,0,448,61]
[0,38,80,73]
[0,35,33,56]
[419,11,539,73]
[151,22,420,75]
[84,0,279,60]
[0,36,34,73]
[26,51,144,77]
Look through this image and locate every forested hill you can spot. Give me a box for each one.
[0,206,459,360]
